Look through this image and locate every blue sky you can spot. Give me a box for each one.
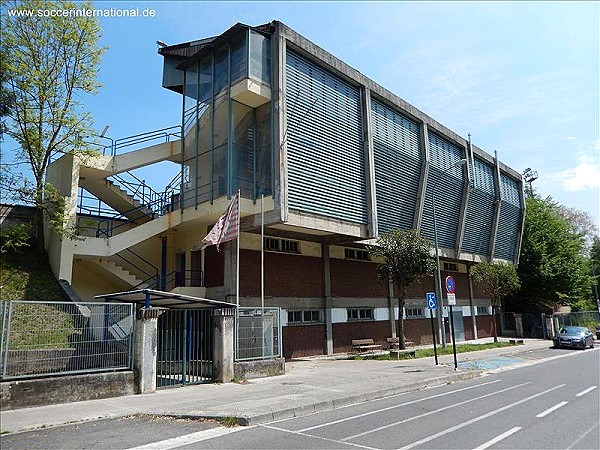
[4,1,599,228]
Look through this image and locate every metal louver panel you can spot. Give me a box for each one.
[420,132,464,249]
[371,99,422,233]
[494,173,522,260]
[462,158,496,255]
[285,50,367,224]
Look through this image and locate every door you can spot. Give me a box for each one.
[175,252,186,287]
[190,250,203,287]
[156,309,213,388]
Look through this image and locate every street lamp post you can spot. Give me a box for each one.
[432,158,468,348]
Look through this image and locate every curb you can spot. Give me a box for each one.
[169,369,484,426]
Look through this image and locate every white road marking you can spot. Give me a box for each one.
[472,426,522,450]
[124,426,249,450]
[396,384,565,450]
[575,385,597,397]
[341,382,529,442]
[262,424,379,450]
[536,401,568,418]
[297,379,502,433]
[566,421,600,449]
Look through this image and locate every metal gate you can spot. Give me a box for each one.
[156,309,213,388]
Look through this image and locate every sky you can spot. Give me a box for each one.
[3,1,599,228]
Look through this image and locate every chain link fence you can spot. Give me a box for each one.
[1,301,134,380]
[554,311,600,330]
[236,307,282,360]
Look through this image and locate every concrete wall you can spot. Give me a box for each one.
[0,371,135,410]
[234,358,285,380]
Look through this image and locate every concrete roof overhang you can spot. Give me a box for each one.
[94,289,236,310]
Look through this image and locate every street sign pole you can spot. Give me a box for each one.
[426,293,438,365]
[445,276,458,370]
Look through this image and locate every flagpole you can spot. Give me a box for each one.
[236,189,240,308]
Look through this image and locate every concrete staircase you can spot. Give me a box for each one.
[80,177,154,224]
[93,258,152,289]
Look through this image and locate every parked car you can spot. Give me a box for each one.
[553,326,595,349]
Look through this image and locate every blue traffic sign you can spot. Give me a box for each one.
[426,292,437,310]
[445,276,456,294]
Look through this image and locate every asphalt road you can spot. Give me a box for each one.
[2,347,599,450]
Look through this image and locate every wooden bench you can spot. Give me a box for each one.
[352,339,382,352]
[387,337,416,358]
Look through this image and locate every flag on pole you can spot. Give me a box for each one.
[201,192,239,251]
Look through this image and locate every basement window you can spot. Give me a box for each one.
[287,310,321,325]
[264,237,300,254]
[405,307,425,318]
[443,262,458,272]
[345,248,370,261]
[347,308,374,321]
[477,306,492,315]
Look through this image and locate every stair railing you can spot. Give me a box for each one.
[113,248,159,289]
[103,125,182,157]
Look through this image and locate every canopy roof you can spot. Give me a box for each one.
[94,289,236,310]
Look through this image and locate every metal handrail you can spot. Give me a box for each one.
[100,125,182,156]
[114,249,159,288]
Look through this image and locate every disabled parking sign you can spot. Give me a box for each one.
[426,292,437,310]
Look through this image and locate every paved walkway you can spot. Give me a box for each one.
[0,338,556,434]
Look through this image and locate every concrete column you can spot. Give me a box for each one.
[488,151,502,261]
[413,123,430,230]
[134,308,164,394]
[223,240,237,303]
[361,87,378,238]
[213,308,235,382]
[322,244,334,355]
[388,280,396,338]
[455,140,471,255]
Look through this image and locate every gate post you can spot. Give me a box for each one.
[134,308,165,394]
[213,308,235,382]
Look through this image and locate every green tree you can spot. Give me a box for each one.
[1,0,104,252]
[368,229,435,349]
[511,195,590,313]
[471,261,520,343]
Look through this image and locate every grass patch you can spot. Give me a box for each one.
[0,246,64,301]
[349,341,515,361]
[219,416,242,428]
[0,430,10,435]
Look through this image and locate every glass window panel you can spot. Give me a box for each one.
[255,102,272,196]
[230,31,247,84]
[231,100,254,197]
[214,44,228,94]
[249,31,271,84]
[199,55,212,103]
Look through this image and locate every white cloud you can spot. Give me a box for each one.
[548,152,600,192]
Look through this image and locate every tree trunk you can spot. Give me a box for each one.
[397,287,407,349]
[492,303,498,343]
[34,205,45,254]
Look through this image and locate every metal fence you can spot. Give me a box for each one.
[554,311,600,329]
[1,301,134,380]
[236,307,282,361]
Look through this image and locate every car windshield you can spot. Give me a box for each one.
[560,326,585,334]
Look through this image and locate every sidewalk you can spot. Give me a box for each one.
[0,338,555,434]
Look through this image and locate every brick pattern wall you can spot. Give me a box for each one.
[332,321,391,353]
[282,324,327,359]
[240,250,324,297]
[330,259,386,297]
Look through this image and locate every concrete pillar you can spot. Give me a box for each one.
[213,308,235,382]
[322,244,334,355]
[134,308,164,394]
[224,240,237,304]
[515,314,523,338]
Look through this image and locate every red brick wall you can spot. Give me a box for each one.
[330,260,386,297]
[332,321,391,353]
[403,319,436,345]
[476,315,494,338]
[240,250,324,297]
[283,324,327,359]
